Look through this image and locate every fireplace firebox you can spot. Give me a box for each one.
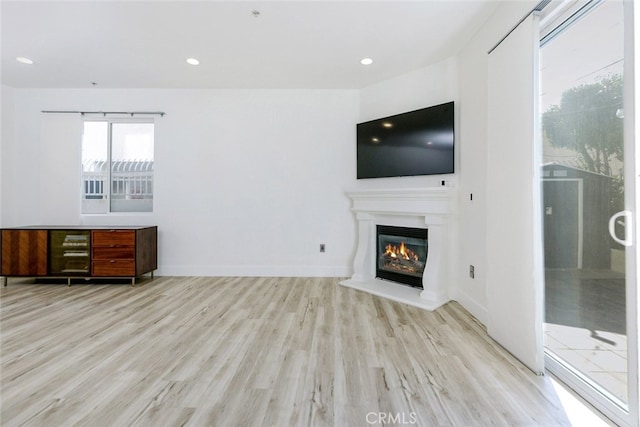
[376,225,428,288]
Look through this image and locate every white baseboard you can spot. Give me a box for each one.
[449,288,487,325]
[155,265,352,278]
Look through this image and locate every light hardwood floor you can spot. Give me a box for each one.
[0,276,583,426]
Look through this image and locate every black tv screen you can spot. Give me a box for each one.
[357,101,454,179]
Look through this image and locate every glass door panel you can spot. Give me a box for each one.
[540,0,628,408]
[49,230,91,275]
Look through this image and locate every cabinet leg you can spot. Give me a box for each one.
[2,277,7,287]
[68,277,71,287]
[131,277,136,287]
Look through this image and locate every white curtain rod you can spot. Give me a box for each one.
[41,110,165,117]
[487,0,551,55]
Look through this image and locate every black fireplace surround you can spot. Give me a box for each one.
[376,225,428,288]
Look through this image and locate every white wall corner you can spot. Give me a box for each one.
[449,288,488,326]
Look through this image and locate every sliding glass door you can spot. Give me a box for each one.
[540,0,636,423]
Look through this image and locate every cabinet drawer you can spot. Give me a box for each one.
[92,260,135,276]
[92,246,135,260]
[92,230,135,246]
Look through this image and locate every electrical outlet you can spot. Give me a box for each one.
[469,265,475,279]
[320,244,326,253]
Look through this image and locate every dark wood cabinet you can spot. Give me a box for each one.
[0,226,157,286]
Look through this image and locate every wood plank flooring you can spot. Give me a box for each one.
[1,276,577,426]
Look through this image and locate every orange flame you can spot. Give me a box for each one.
[384,242,418,261]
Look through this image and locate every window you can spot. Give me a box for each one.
[81,120,154,213]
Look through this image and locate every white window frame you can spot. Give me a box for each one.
[81,118,155,215]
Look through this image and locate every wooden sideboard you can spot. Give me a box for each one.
[0,226,157,286]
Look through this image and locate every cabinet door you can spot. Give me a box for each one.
[1,230,48,276]
[49,230,91,275]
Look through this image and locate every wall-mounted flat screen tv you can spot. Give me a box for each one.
[357,101,454,179]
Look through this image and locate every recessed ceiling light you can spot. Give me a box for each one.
[361,58,373,66]
[382,122,393,128]
[186,58,200,66]
[16,57,34,65]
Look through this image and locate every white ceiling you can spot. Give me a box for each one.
[1,0,499,89]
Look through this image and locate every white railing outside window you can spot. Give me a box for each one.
[83,173,106,200]
[110,160,154,200]
[82,160,153,212]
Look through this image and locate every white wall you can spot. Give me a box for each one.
[455,0,539,323]
[1,88,359,277]
[357,57,459,190]
[0,86,6,226]
[1,85,40,226]
[0,8,3,226]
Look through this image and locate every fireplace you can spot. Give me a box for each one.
[376,225,428,288]
[340,187,453,311]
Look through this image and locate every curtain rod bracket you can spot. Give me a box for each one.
[41,110,166,117]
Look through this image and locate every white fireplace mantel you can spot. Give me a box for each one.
[340,187,455,311]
